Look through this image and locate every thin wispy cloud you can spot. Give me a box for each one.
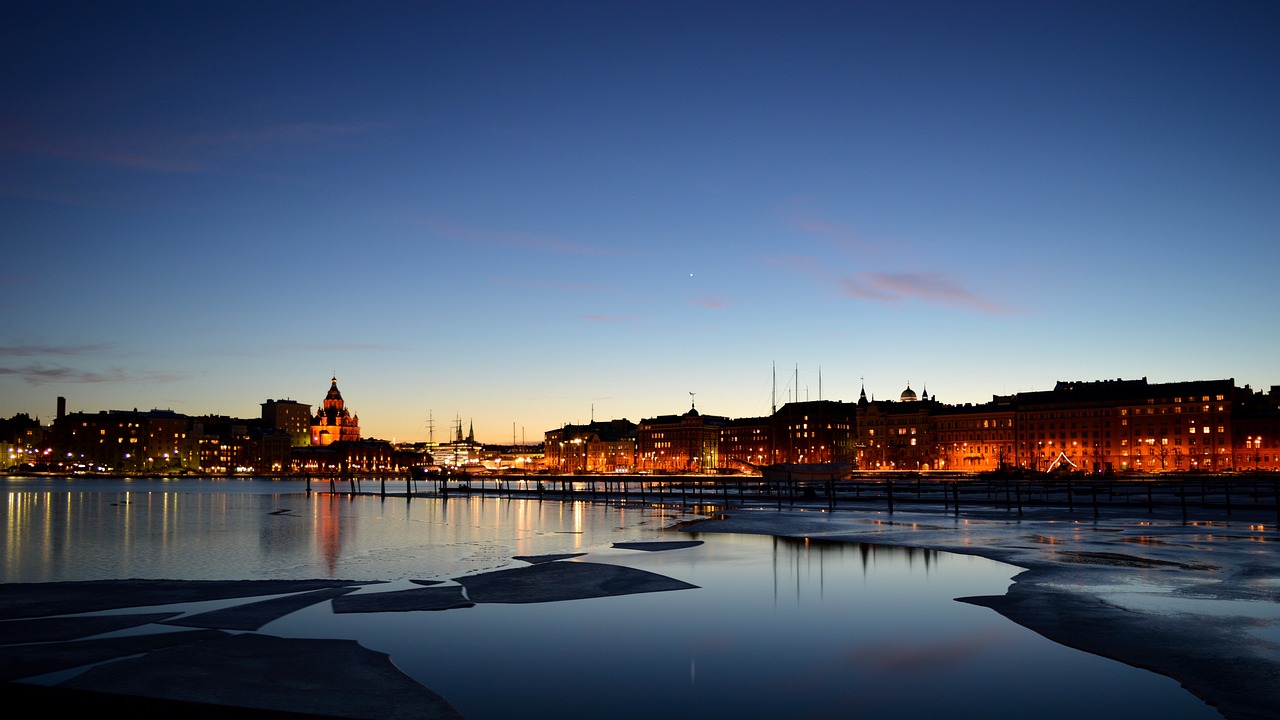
[840,272,1003,314]
[190,121,392,152]
[770,255,1003,314]
[0,126,201,173]
[0,119,390,174]
[694,297,727,309]
[0,364,181,386]
[796,219,861,247]
[0,343,116,357]
[781,199,875,254]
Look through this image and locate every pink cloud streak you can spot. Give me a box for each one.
[839,272,1002,313]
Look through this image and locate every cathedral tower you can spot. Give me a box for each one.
[310,376,361,446]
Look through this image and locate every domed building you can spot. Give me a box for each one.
[310,376,360,447]
[856,382,937,471]
[636,397,729,473]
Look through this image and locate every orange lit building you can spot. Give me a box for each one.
[637,402,728,473]
[934,397,1016,472]
[292,439,395,474]
[1013,378,1237,473]
[856,384,939,471]
[1232,385,1280,472]
[544,419,637,473]
[310,377,360,446]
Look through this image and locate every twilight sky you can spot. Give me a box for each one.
[3,1,1277,444]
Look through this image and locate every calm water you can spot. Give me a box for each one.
[2,478,1219,719]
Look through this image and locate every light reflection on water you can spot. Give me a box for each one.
[2,479,1219,719]
[3,480,693,582]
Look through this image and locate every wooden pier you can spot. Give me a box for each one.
[315,471,1280,524]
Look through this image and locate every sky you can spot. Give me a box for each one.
[2,1,1277,444]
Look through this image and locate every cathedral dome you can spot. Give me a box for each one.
[900,384,918,402]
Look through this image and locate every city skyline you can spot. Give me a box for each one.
[3,2,1277,443]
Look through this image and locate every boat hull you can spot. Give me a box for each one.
[760,462,852,483]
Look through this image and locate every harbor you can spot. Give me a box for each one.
[4,475,1277,718]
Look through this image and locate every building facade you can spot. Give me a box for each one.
[55,409,198,473]
[262,399,312,447]
[769,400,858,465]
[310,377,360,447]
[637,404,728,473]
[856,385,939,471]
[544,419,637,473]
[934,398,1017,472]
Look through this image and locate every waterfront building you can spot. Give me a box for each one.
[1013,378,1236,473]
[262,399,312,447]
[769,400,857,465]
[856,384,939,470]
[293,439,396,474]
[637,402,729,473]
[1231,385,1280,472]
[544,419,637,473]
[717,416,772,470]
[310,377,360,447]
[192,416,292,474]
[0,413,46,469]
[55,409,197,473]
[934,397,1017,472]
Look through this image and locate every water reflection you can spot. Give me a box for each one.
[1,479,1220,719]
[2,481,698,582]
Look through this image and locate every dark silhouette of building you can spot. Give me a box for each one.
[55,409,195,473]
[768,399,857,465]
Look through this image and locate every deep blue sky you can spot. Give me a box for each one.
[3,1,1277,443]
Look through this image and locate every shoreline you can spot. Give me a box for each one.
[684,505,1280,720]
